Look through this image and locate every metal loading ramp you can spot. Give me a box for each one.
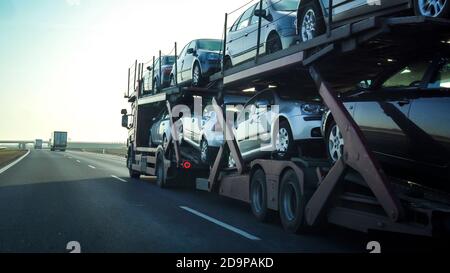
[206,16,450,237]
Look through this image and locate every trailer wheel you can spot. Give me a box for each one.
[155,153,166,188]
[250,169,271,222]
[279,169,311,233]
[298,1,325,43]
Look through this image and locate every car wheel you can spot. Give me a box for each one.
[275,121,294,160]
[415,0,450,18]
[298,1,325,43]
[326,120,344,164]
[250,169,270,222]
[192,63,202,87]
[162,134,169,150]
[227,151,237,169]
[279,170,311,233]
[266,33,282,55]
[200,139,210,164]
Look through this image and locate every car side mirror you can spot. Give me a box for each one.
[122,115,129,128]
[121,109,128,115]
[254,9,271,21]
[187,48,195,55]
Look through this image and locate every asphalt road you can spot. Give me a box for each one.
[0,149,433,253]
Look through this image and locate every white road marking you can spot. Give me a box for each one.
[76,160,81,163]
[88,165,96,169]
[180,206,261,241]
[0,150,31,175]
[68,157,73,159]
[111,175,127,183]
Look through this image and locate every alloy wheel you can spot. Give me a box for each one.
[193,65,200,86]
[201,140,208,163]
[328,124,344,163]
[276,128,290,153]
[418,0,447,17]
[301,9,317,42]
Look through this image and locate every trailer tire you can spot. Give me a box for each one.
[250,169,271,222]
[279,169,311,233]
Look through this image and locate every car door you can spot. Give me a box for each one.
[151,110,163,144]
[230,4,258,65]
[254,91,275,150]
[181,41,196,82]
[353,60,431,163]
[236,94,261,158]
[176,43,188,84]
[408,58,450,169]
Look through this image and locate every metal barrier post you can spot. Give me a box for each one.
[152,56,155,93]
[327,0,333,37]
[222,13,228,74]
[255,0,263,62]
[174,42,178,86]
[159,50,162,92]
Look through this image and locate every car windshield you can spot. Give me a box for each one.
[197,40,223,51]
[276,88,322,102]
[271,0,299,11]
[162,56,175,65]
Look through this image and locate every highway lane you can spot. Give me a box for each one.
[0,149,372,253]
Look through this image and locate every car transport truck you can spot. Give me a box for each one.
[50,131,68,152]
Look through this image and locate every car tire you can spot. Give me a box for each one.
[279,169,312,233]
[128,149,141,179]
[223,57,233,70]
[200,139,210,164]
[274,120,295,160]
[298,1,325,43]
[250,169,271,222]
[325,120,344,164]
[192,63,203,87]
[266,32,283,55]
[415,0,450,18]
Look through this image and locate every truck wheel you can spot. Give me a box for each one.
[250,169,270,222]
[279,169,311,233]
[155,153,166,188]
[128,150,141,179]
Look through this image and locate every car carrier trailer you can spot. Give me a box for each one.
[123,16,450,237]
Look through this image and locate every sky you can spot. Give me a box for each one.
[0,0,248,142]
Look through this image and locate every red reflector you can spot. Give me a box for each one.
[183,161,192,169]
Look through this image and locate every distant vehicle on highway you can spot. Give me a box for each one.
[297,0,450,43]
[224,0,299,68]
[148,55,176,92]
[35,139,43,150]
[322,53,450,192]
[229,88,324,167]
[170,39,223,87]
[51,132,67,152]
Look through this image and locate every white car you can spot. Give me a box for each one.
[229,88,324,167]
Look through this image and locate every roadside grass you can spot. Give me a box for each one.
[0,150,27,168]
[68,148,127,158]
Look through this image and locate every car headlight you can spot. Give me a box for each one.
[301,104,322,115]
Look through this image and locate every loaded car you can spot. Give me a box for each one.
[224,0,299,68]
[228,87,324,167]
[149,108,174,149]
[170,39,223,87]
[297,0,450,42]
[322,53,450,192]
[147,55,176,93]
[180,95,250,164]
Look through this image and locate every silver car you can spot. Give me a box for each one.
[224,0,299,68]
[229,88,324,166]
[181,96,250,164]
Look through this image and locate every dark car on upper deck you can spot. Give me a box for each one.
[322,51,450,193]
[297,0,450,43]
